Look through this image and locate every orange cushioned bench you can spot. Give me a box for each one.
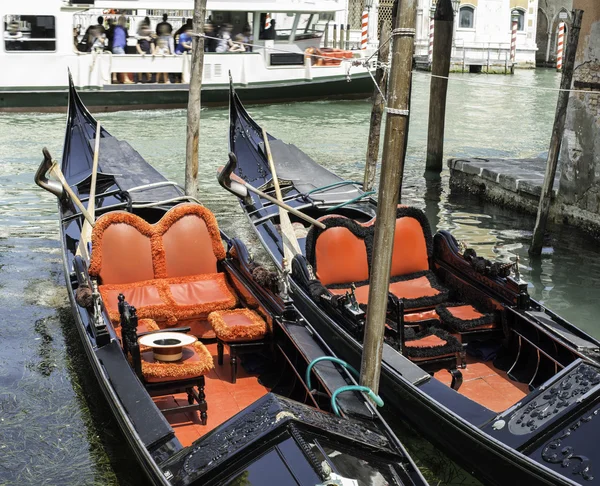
[305,207,449,310]
[89,203,237,338]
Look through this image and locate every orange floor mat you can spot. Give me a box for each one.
[153,342,270,447]
[434,355,529,413]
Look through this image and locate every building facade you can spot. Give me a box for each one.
[341,0,540,68]
[558,0,600,232]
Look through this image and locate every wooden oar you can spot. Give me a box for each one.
[262,129,303,269]
[218,162,326,230]
[48,161,95,227]
[77,121,101,258]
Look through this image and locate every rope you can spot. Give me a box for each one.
[418,71,598,95]
[193,30,598,96]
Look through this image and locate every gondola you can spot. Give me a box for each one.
[220,83,600,486]
[34,78,429,486]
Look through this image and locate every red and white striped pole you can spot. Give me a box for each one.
[361,9,369,49]
[510,10,519,73]
[428,6,435,64]
[556,21,565,71]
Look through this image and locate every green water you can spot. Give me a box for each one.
[1,68,598,485]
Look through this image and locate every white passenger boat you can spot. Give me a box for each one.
[1,0,374,112]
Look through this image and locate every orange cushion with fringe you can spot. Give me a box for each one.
[141,341,214,383]
[208,309,267,342]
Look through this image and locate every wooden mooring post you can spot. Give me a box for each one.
[425,0,454,173]
[185,0,207,197]
[359,0,417,395]
[530,9,583,256]
[363,21,391,192]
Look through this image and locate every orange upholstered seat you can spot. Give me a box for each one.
[141,341,214,383]
[208,309,267,342]
[309,216,370,287]
[402,327,462,362]
[89,204,237,335]
[436,304,496,332]
[305,210,448,310]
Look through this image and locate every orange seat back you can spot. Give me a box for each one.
[89,211,155,285]
[156,204,226,278]
[390,207,432,277]
[89,204,226,284]
[306,216,369,286]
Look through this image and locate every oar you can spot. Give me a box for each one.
[48,161,95,227]
[217,154,326,230]
[261,128,301,269]
[77,121,101,258]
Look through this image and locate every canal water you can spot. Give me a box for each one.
[1,68,599,485]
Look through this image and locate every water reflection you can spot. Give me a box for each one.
[0,68,598,485]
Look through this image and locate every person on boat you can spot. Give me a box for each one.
[152,35,172,84]
[262,19,277,41]
[204,22,217,52]
[135,25,154,83]
[175,25,193,55]
[136,16,151,37]
[156,14,173,36]
[235,25,253,52]
[216,24,245,53]
[174,18,192,45]
[156,14,175,54]
[83,16,105,52]
[111,16,133,84]
[4,21,23,51]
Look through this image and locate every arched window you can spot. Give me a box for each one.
[459,6,475,29]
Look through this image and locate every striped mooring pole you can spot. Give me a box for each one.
[556,21,565,71]
[510,9,519,73]
[361,9,369,50]
[428,6,435,63]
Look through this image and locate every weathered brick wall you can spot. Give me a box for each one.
[558,0,600,215]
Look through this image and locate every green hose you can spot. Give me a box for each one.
[331,385,384,416]
[306,180,363,196]
[305,356,359,390]
[326,191,376,212]
[305,356,384,416]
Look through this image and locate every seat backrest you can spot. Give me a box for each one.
[156,204,226,278]
[305,216,369,286]
[89,204,226,284]
[390,207,433,277]
[89,211,156,285]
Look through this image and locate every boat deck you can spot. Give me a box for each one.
[434,355,529,413]
[153,343,269,447]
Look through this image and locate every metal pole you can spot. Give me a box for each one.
[339,24,344,49]
[530,9,583,256]
[185,0,207,197]
[324,21,329,48]
[556,21,565,71]
[359,0,417,396]
[425,0,454,173]
[363,21,391,191]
